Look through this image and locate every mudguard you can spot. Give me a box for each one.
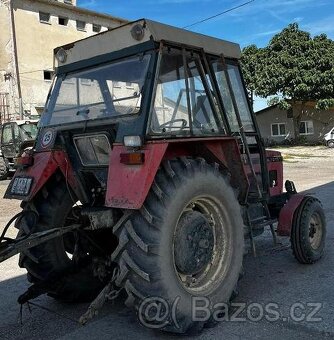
[105,143,168,209]
[105,137,249,210]
[277,194,306,236]
[4,150,80,201]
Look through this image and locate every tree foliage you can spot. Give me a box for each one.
[241,23,334,137]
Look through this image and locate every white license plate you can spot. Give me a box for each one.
[11,177,33,195]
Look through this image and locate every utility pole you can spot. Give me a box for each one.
[8,0,23,119]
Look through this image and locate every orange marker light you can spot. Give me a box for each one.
[120,152,145,165]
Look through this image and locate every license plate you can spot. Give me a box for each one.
[10,177,33,195]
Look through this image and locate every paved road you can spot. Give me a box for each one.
[0,148,334,339]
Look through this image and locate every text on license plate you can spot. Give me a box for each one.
[11,177,33,195]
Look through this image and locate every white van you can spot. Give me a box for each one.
[324,127,334,147]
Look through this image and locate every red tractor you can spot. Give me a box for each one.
[0,19,326,334]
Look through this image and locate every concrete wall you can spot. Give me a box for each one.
[0,0,126,119]
[256,104,334,145]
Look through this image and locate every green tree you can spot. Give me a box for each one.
[241,23,334,139]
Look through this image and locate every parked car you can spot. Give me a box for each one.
[324,127,334,148]
[0,120,38,179]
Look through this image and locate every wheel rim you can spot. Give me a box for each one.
[328,141,334,148]
[173,196,232,295]
[308,212,323,250]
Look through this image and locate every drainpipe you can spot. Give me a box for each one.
[9,0,23,119]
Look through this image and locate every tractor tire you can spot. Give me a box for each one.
[291,197,326,264]
[0,156,9,180]
[17,177,107,302]
[113,158,244,334]
[327,140,334,148]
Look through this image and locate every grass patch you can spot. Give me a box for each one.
[281,152,329,160]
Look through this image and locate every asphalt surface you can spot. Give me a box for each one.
[0,146,334,340]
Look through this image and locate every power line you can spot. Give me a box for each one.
[183,0,255,29]
[20,68,53,75]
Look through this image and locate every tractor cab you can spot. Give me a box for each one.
[27,19,274,204]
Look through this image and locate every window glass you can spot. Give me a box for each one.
[227,64,254,132]
[272,124,279,136]
[43,54,151,126]
[151,50,218,135]
[271,123,286,136]
[76,20,86,31]
[299,121,314,135]
[39,12,50,23]
[280,123,286,135]
[2,125,13,144]
[187,59,219,133]
[20,123,38,141]
[152,51,190,134]
[92,24,101,32]
[13,123,20,141]
[211,60,239,132]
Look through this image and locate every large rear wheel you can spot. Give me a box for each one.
[113,158,244,333]
[17,175,114,302]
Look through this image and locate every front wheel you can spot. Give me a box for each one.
[291,197,326,264]
[327,140,334,148]
[113,158,245,333]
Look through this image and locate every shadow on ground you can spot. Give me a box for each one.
[0,182,333,339]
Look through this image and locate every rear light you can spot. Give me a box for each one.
[120,152,145,165]
[123,135,142,148]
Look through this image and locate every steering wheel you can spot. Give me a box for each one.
[159,119,188,130]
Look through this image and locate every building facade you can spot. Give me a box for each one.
[0,0,127,122]
[256,102,334,145]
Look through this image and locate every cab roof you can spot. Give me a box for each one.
[55,19,241,68]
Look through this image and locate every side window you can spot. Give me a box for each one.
[2,125,13,144]
[211,60,239,132]
[226,64,254,132]
[187,58,219,134]
[151,49,219,135]
[152,51,190,134]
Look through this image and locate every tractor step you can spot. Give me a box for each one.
[0,224,80,263]
[251,218,277,229]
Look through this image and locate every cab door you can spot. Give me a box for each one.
[1,123,16,158]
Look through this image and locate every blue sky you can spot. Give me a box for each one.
[77,0,334,110]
